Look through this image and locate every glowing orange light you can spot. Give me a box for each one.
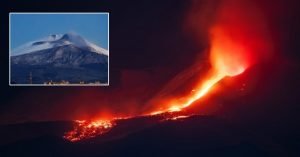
[210,26,248,77]
[64,27,248,141]
[168,106,182,112]
[155,72,225,114]
[63,119,115,142]
[63,1,257,142]
[150,110,164,115]
[169,115,189,121]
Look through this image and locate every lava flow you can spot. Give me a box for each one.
[63,120,115,142]
[63,0,271,142]
[63,35,248,142]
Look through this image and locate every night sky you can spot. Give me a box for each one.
[0,0,300,134]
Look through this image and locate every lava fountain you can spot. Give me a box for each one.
[63,24,249,142]
[64,0,272,142]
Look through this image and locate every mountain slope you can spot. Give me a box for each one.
[12,32,108,56]
[10,33,108,84]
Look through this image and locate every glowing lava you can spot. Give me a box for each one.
[64,63,245,142]
[210,26,248,77]
[150,27,248,115]
[63,0,271,142]
[64,24,248,142]
[63,120,115,142]
[168,115,190,121]
[64,26,249,142]
[150,72,225,115]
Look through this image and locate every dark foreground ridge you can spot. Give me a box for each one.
[0,115,293,157]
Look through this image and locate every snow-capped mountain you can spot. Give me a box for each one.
[10,32,108,84]
[12,32,108,56]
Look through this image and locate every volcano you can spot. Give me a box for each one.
[10,32,108,85]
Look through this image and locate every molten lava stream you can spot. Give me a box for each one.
[63,120,115,142]
[64,60,247,142]
[64,9,251,142]
[64,66,246,142]
[64,47,248,142]
[63,69,237,142]
[151,71,226,115]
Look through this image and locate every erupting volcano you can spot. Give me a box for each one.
[64,0,271,142]
[63,38,248,142]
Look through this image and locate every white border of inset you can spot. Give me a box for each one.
[9,12,109,86]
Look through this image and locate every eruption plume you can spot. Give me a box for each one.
[148,0,271,114]
[64,0,272,142]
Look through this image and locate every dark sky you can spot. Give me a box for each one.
[0,0,300,124]
[0,0,200,123]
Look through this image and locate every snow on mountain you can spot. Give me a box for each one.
[87,42,109,56]
[12,32,108,56]
[11,32,108,84]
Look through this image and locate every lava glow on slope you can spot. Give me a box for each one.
[63,120,115,142]
[63,0,270,142]
[63,35,247,142]
[63,23,248,143]
[63,31,248,142]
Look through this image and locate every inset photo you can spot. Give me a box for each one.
[9,13,109,86]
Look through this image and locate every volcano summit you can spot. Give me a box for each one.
[10,32,108,85]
